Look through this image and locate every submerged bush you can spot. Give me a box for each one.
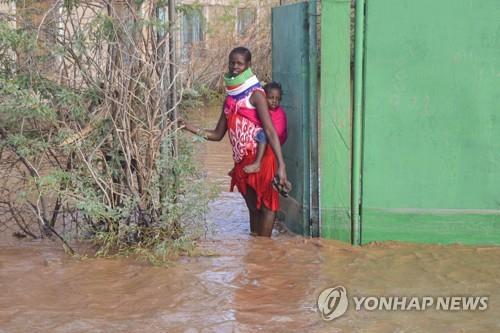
[0,1,212,263]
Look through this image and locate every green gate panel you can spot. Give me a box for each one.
[360,0,500,244]
[319,0,352,242]
[272,2,310,235]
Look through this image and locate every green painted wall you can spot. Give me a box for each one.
[361,0,500,244]
[319,0,352,242]
[272,2,310,235]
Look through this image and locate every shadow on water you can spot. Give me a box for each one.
[1,104,500,332]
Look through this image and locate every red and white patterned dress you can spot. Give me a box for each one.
[224,89,279,212]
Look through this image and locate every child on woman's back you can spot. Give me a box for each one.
[243,81,288,174]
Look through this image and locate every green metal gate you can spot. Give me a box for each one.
[272,2,312,235]
[319,0,353,243]
[359,0,500,245]
[320,0,500,245]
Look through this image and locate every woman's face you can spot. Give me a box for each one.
[228,53,249,77]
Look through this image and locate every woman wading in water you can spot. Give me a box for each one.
[180,47,288,237]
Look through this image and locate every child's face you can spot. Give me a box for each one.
[266,88,281,110]
[228,53,249,77]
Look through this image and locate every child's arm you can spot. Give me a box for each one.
[250,91,288,186]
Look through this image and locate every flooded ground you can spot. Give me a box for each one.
[1,105,500,332]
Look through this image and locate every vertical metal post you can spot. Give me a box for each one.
[352,0,366,245]
[168,0,178,156]
[308,0,319,237]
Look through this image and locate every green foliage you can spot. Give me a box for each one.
[88,14,117,43]
[0,22,35,77]
[5,134,51,159]
[0,21,36,51]
[134,0,145,8]
[63,0,81,12]
[176,2,204,16]
[0,80,57,125]
[180,84,224,110]
[176,2,207,32]
[0,7,213,265]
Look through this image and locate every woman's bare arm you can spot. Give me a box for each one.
[250,90,288,185]
[181,107,227,141]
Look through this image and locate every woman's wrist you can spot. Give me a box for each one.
[196,127,208,139]
[185,123,200,135]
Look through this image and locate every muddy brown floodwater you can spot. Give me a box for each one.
[1,105,500,332]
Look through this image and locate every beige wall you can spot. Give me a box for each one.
[0,2,15,15]
[177,0,279,88]
[0,2,15,29]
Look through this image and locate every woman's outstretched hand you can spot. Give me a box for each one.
[176,117,186,129]
[177,117,199,135]
[176,111,228,142]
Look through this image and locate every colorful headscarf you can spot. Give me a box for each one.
[224,68,261,100]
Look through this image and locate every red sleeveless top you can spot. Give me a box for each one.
[224,90,279,212]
